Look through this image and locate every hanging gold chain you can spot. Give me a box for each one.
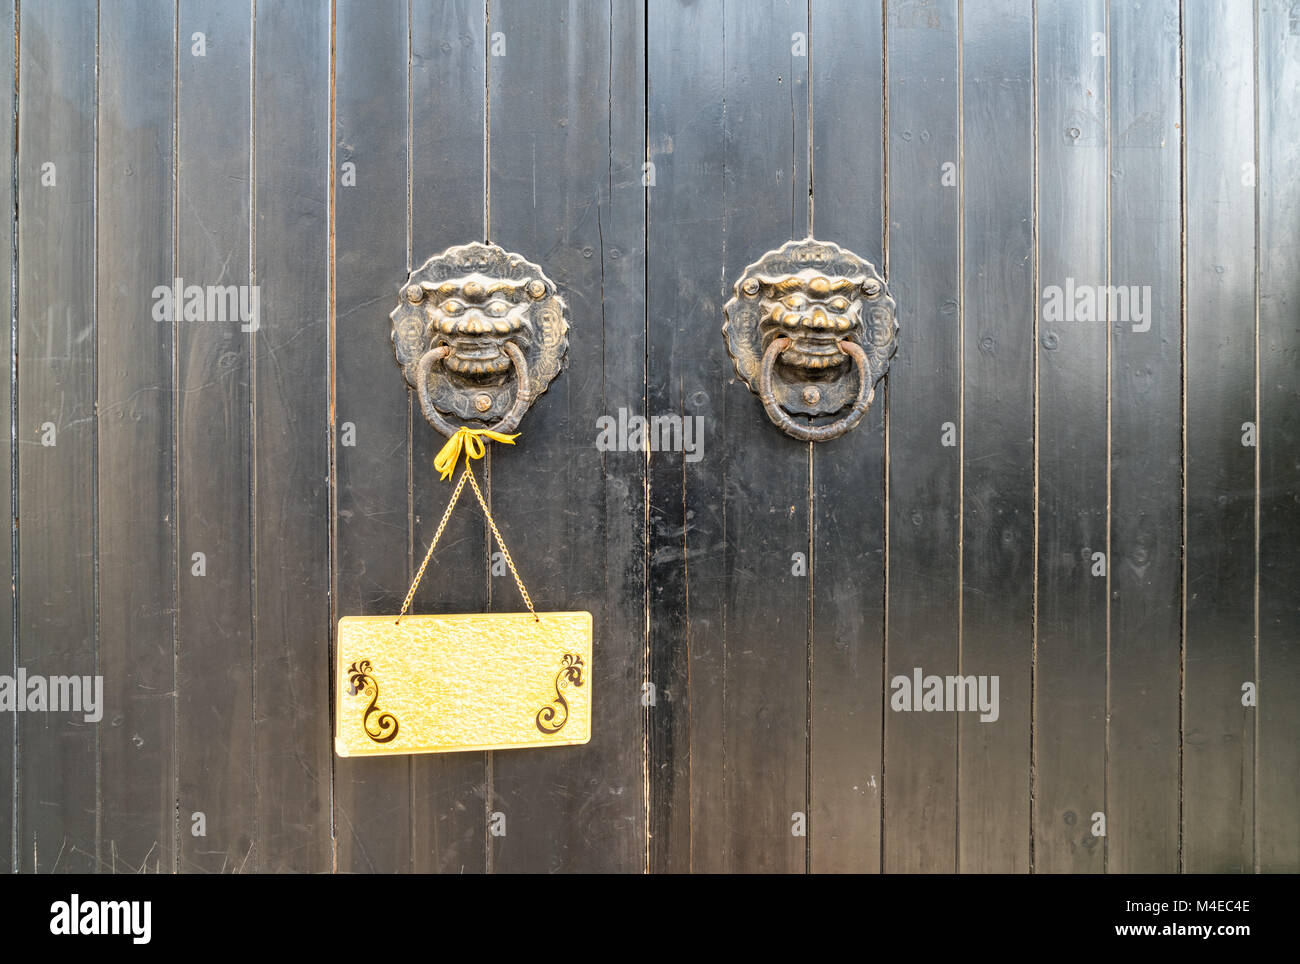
[461,465,537,619]
[396,463,538,623]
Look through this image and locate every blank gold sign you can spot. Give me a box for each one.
[334,611,593,757]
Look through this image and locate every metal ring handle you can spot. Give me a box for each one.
[415,340,535,437]
[758,336,874,442]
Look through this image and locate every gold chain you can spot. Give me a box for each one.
[396,463,538,623]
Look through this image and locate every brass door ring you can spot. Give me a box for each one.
[758,336,873,442]
[414,341,535,437]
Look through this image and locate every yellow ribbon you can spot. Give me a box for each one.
[434,426,520,481]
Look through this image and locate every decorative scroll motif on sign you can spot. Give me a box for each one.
[535,653,586,735]
[391,241,570,438]
[723,237,899,441]
[346,660,400,744]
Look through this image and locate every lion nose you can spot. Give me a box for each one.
[805,307,834,330]
[457,313,488,335]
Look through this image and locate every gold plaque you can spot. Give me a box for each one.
[334,611,593,757]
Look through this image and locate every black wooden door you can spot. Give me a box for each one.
[2,0,1297,874]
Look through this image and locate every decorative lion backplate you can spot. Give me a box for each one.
[391,242,570,436]
[723,238,898,441]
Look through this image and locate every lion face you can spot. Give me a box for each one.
[393,242,570,431]
[420,273,540,378]
[723,238,897,427]
[754,271,865,370]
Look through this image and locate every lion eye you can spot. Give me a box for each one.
[441,299,466,315]
[485,299,511,317]
[783,294,808,310]
[829,297,850,312]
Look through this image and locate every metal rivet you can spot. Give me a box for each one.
[474,393,493,413]
[406,285,423,303]
[526,279,547,300]
[801,386,821,406]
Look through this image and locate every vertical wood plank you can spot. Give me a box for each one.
[1183,0,1256,873]
[1033,0,1108,874]
[487,0,646,874]
[602,0,650,875]
[16,0,99,874]
[252,0,332,873]
[718,0,809,871]
[408,0,488,874]
[884,0,962,874]
[0,0,15,877]
[651,0,814,874]
[1257,0,1300,873]
[645,0,724,874]
[98,0,175,875]
[958,0,1033,873]
[711,0,811,875]
[1107,0,1182,873]
[332,0,412,874]
[808,0,885,873]
[176,0,254,874]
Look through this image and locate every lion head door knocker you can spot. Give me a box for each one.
[723,238,898,442]
[391,241,570,437]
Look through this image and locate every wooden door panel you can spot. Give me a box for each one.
[485,0,646,874]
[98,0,177,875]
[333,0,413,874]
[0,0,1295,875]
[884,0,963,873]
[809,0,887,874]
[16,0,99,873]
[959,0,1034,874]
